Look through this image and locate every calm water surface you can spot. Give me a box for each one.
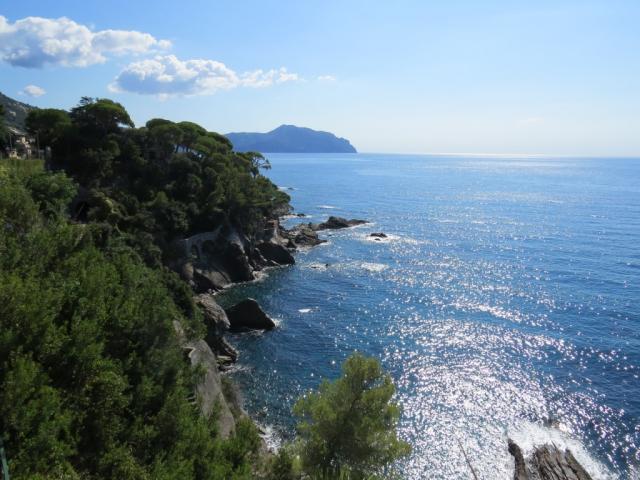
[219,154,640,479]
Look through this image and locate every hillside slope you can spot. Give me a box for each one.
[0,91,36,131]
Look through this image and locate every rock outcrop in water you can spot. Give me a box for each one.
[311,216,368,231]
[225,298,276,330]
[286,223,327,247]
[508,439,593,480]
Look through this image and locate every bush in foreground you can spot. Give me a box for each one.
[290,353,411,479]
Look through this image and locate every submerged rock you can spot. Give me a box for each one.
[225,298,276,330]
[369,232,387,238]
[507,439,593,480]
[314,216,368,230]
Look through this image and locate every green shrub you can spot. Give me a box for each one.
[293,353,411,479]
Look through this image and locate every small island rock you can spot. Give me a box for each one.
[288,223,327,247]
[314,216,368,231]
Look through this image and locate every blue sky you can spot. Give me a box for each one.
[1,1,639,155]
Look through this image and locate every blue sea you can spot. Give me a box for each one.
[219,154,640,479]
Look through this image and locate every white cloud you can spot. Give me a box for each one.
[317,75,336,82]
[241,67,299,88]
[0,15,170,68]
[111,55,299,96]
[20,84,46,97]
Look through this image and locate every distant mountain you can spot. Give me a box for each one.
[225,125,357,153]
[0,91,36,131]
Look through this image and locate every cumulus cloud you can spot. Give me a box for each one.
[0,15,170,68]
[20,84,46,97]
[317,75,336,82]
[111,55,299,96]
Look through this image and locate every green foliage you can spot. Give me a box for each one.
[38,98,289,260]
[0,157,45,177]
[24,170,77,218]
[267,448,297,480]
[70,97,134,134]
[25,108,71,148]
[292,353,411,479]
[0,96,292,479]
[0,173,260,479]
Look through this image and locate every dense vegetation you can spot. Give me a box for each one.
[0,98,286,479]
[24,97,289,266]
[0,168,261,479]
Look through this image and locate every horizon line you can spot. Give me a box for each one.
[355,151,640,159]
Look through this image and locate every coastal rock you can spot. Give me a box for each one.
[208,335,238,363]
[225,298,276,330]
[185,339,236,438]
[177,223,258,291]
[173,321,235,438]
[313,216,368,231]
[508,439,529,480]
[260,219,286,245]
[287,223,327,247]
[256,241,295,265]
[194,294,239,361]
[192,265,233,292]
[507,439,593,480]
[369,232,387,238]
[196,294,231,333]
[222,238,255,281]
[534,445,593,480]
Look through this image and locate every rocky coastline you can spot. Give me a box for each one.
[174,212,596,479]
[172,215,367,437]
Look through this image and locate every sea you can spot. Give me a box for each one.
[218,153,640,479]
